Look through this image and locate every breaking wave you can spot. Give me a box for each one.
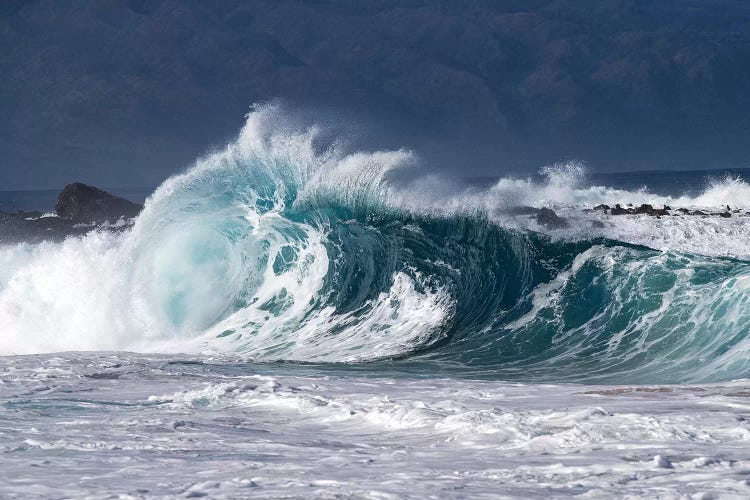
[2,104,750,383]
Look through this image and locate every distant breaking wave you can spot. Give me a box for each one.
[2,104,750,384]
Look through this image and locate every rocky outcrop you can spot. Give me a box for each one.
[536,207,569,228]
[610,204,631,215]
[606,203,671,216]
[55,182,142,223]
[500,206,569,229]
[0,183,142,244]
[504,203,743,223]
[632,204,669,216]
[597,203,738,218]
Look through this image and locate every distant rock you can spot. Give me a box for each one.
[536,207,568,228]
[606,203,671,216]
[632,203,654,215]
[55,182,142,223]
[633,204,669,216]
[610,204,631,215]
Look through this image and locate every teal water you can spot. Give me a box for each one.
[3,106,750,498]
[4,106,750,386]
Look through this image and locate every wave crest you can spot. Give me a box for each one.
[1,104,750,383]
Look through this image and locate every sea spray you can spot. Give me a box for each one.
[2,104,750,384]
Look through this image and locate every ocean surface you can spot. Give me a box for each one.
[2,105,750,498]
[0,187,150,213]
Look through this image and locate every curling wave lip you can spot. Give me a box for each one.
[1,103,750,385]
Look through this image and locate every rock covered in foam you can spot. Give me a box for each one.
[603,203,733,218]
[55,182,142,223]
[536,207,569,228]
[502,206,569,228]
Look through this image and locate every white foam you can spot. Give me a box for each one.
[0,104,449,359]
[480,163,750,211]
[389,162,750,258]
[503,244,750,382]
[4,353,750,498]
[2,105,749,360]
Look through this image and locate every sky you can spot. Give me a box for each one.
[2,0,750,190]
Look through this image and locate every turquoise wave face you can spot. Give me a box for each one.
[136,172,750,383]
[3,105,750,384]
[412,236,750,384]
[295,211,750,384]
[116,107,750,385]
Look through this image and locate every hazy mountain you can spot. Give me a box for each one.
[2,0,749,188]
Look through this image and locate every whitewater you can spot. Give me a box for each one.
[3,105,750,498]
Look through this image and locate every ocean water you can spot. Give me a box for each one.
[2,104,750,498]
[0,188,150,213]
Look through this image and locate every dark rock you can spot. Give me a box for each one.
[55,182,142,223]
[632,204,669,216]
[678,208,691,214]
[691,210,707,216]
[663,205,671,211]
[633,203,654,214]
[591,220,606,228]
[610,204,632,215]
[593,204,610,211]
[536,207,568,228]
[720,211,732,218]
